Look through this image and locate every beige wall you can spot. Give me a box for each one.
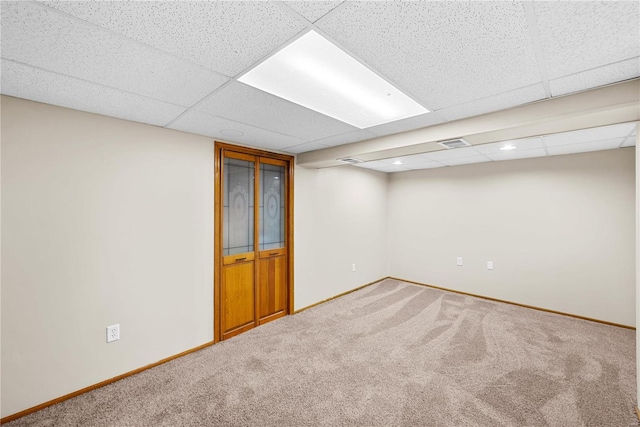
[1,96,215,417]
[294,165,389,310]
[0,96,391,417]
[635,122,640,407]
[1,95,635,418]
[388,148,636,326]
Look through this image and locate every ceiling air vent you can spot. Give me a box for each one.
[438,138,471,149]
[337,157,363,164]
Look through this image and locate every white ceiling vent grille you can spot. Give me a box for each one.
[438,138,471,149]
[337,157,363,164]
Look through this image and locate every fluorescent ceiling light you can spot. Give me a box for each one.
[238,31,429,129]
[499,145,517,151]
[392,160,403,165]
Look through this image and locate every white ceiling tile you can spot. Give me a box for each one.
[3,2,227,107]
[423,146,480,161]
[438,155,491,166]
[167,110,305,150]
[547,138,625,156]
[620,123,637,147]
[473,137,544,155]
[383,167,412,174]
[621,138,636,148]
[403,162,447,171]
[485,148,548,162]
[379,154,434,166]
[196,82,357,140]
[354,160,387,170]
[283,1,344,23]
[1,60,185,127]
[549,57,640,97]
[532,2,640,79]
[40,1,306,77]
[319,1,540,110]
[366,112,446,137]
[543,123,637,147]
[311,129,377,147]
[355,161,409,173]
[283,141,330,154]
[438,84,546,122]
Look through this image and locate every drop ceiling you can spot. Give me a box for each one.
[1,1,639,160]
[355,122,637,173]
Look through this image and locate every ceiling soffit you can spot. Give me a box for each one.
[296,79,640,168]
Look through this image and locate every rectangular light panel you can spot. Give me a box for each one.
[238,31,429,129]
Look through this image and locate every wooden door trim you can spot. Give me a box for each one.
[214,141,294,343]
[253,155,260,335]
[217,142,294,162]
[222,150,256,162]
[260,157,288,167]
[286,155,295,315]
[214,143,222,343]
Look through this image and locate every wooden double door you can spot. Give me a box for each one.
[214,142,293,341]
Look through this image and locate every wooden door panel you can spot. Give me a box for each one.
[258,248,285,259]
[215,142,293,343]
[257,255,286,323]
[221,260,255,337]
[223,252,255,266]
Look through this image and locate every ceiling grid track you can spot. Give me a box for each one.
[523,2,553,98]
[619,127,638,148]
[32,1,230,80]
[272,0,434,113]
[161,80,236,128]
[553,58,640,84]
[2,58,188,110]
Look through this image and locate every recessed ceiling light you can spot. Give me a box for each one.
[499,145,517,151]
[238,31,429,129]
[392,160,403,165]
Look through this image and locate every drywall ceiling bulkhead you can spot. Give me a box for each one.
[296,79,640,168]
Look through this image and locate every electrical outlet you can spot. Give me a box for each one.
[106,324,120,343]
[457,257,463,266]
[352,263,356,272]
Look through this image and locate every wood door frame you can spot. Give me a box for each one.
[214,141,294,343]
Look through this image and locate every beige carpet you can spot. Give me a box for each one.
[5,279,637,426]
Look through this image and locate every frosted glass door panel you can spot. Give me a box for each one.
[259,163,285,251]
[223,157,255,256]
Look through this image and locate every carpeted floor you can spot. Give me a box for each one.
[5,279,638,426]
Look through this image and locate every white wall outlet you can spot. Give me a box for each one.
[457,257,463,266]
[106,324,120,343]
[352,263,356,272]
[487,261,494,270]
